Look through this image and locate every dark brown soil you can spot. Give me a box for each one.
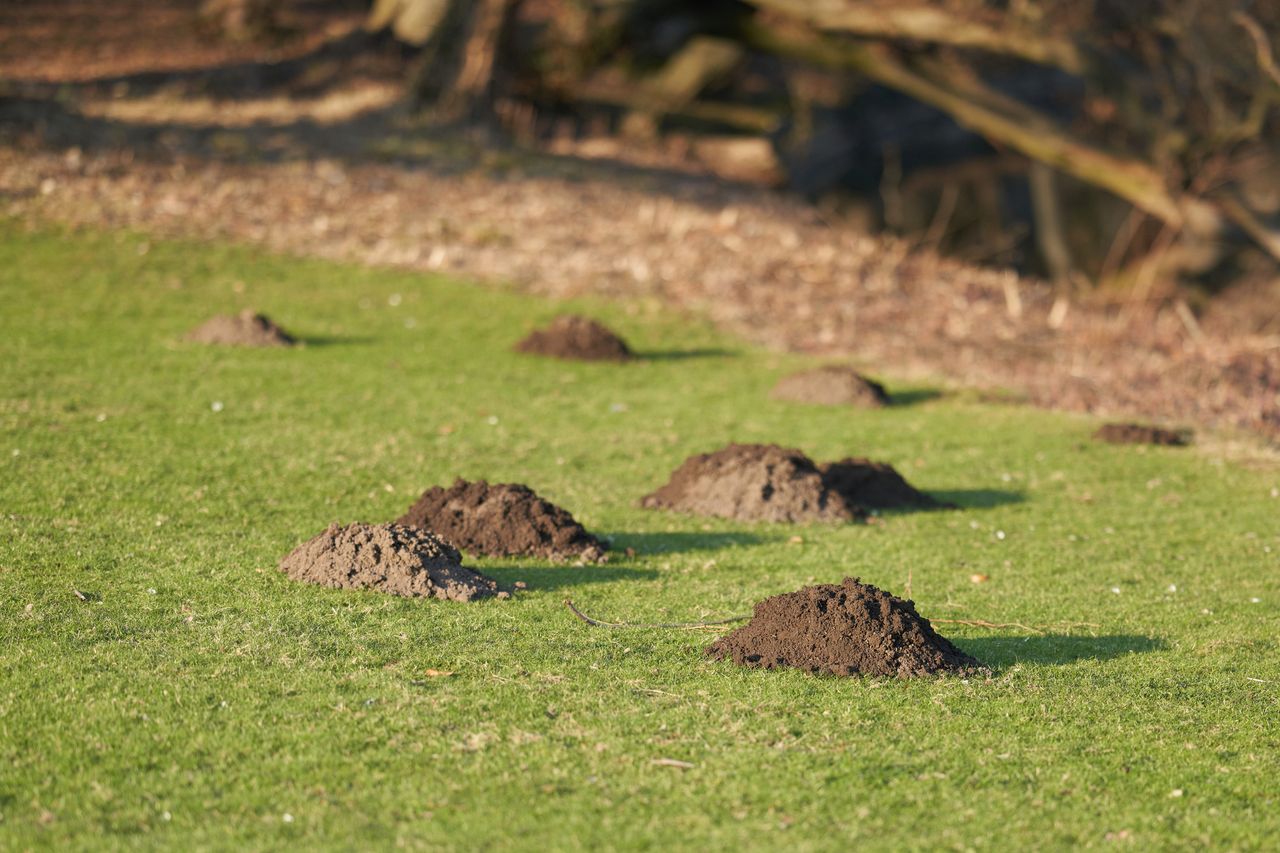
[514,315,632,362]
[707,577,985,678]
[278,522,499,601]
[1093,423,1190,446]
[640,443,939,522]
[818,458,948,510]
[771,366,889,407]
[186,309,295,347]
[396,479,607,563]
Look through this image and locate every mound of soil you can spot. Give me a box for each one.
[707,577,984,678]
[514,315,632,362]
[641,443,863,523]
[640,443,939,522]
[396,479,607,563]
[278,522,499,601]
[818,458,947,510]
[187,309,295,347]
[1093,423,1189,446]
[770,366,889,407]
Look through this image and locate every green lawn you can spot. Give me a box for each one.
[2,222,1278,850]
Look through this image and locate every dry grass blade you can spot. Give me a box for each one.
[651,758,695,769]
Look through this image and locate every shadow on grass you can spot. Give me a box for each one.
[636,348,736,362]
[606,530,767,554]
[926,489,1025,510]
[872,489,1024,517]
[484,564,657,592]
[957,634,1165,667]
[297,334,375,347]
[888,388,946,406]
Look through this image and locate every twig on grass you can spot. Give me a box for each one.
[567,599,1098,636]
[933,618,1102,635]
[931,618,1045,634]
[651,758,695,769]
[564,599,749,630]
[1046,621,1104,632]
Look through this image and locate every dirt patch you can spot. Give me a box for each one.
[1093,423,1190,446]
[186,309,295,347]
[396,479,607,563]
[771,366,889,407]
[707,577,984,678]
[278,522,500,601]
[641,443,939,522]
[514,315,632,362]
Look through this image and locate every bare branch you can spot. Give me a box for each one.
[748,0,1085,73]
[1233,11,1280,89]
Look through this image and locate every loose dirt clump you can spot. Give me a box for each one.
[818,458,948,510]
[1093,423,1190,446]
[186,309,296,347]
[396,479,608,563]
[278,522,499,601]
[707,577,985,678]
[514,315,632,362]
[641,443,940,522]
[771,366,890,407]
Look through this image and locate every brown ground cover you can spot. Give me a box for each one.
[1093,423,1190,447]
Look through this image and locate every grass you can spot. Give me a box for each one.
[1,221,1278,851]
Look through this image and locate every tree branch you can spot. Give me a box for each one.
[748,0,1085,73]
[746,20,1200,227]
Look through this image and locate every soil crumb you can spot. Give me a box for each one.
[707,577,985,678]
[397,479,607,563]
[771,366,889,407]
[514,314,632,362]
[1094,422,1190,446]
[279,522,499,601]
[187,309,295,347]
[640,443,939,522]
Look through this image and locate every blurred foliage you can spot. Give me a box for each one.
[362,0,1280,287]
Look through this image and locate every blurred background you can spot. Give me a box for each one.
[2,0,1278,435]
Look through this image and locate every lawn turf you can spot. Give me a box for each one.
[1,222,1278,850]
